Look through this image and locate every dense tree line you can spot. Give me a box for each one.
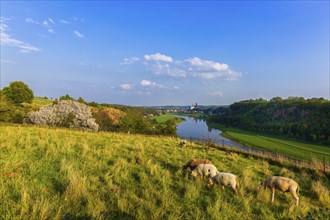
[207,97,330,144]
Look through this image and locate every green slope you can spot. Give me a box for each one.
[0,124,329,219]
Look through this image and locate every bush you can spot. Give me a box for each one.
[92,107,126,131]
[2,81,34,104]
[0,91,28,123]
[24,100,99,131]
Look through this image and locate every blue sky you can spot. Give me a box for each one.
[1,1,329,106]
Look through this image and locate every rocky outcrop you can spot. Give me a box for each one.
[24,100,99,131]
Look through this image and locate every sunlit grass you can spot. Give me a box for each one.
[0,124,329,219]
[209,123,330,162]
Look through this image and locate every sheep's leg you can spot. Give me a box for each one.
[232,186,238,194]
[291,189,299,206]
[220,184,225,191]
[271,188,275,203]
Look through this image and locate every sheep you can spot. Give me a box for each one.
[190,164,218,178]
[181,159,213,172]
[179,139,187,147]
[208,171,239,194]
[258,176,300,206]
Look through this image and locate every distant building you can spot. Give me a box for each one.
[190,102,198,110]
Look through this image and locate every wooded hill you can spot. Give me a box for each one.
[208,97,330,145]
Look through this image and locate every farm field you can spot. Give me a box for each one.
[208,123,330,163]
[0,124,329,219]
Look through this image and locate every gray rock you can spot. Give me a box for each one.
[24,100,99,131]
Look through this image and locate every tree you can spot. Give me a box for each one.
[2,81,34,104]
[60,94,74,101]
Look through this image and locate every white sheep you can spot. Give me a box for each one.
[179,139,187,147]
[208,171,240,194]
[258,176,300,206]
[190,164,218,178]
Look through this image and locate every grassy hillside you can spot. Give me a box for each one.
[21,97,54,110]
[209,123,330,163]
[1,124,329,219]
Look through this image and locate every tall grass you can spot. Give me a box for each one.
[0,124,329,219]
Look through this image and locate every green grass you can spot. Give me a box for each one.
[152,114,184,124]
[1,124,329,219]
[209,123,330,163]
[32,97,53,106]
[22,98,53,110]
[178,112,207,119]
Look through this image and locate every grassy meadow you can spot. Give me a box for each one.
[22,97,54,110]
[152,114,184,124]
[1,124,329,219]
[209,123,330,163]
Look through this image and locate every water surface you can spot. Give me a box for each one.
[176,116,255,151]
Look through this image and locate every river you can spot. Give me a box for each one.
[176,116,330,168]
[176,116,259,153]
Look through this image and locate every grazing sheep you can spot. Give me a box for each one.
[208,171,239,194]
[258,176,300,206]
[181,159,213,172]
[190,164,218,178]
[179,139,187,147]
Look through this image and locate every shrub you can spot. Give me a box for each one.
[92,107,126,131]
[2,81,34,104]
[24,100,99,131]
[0,91,28,123]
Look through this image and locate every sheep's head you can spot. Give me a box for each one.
[257,182,264,190]
[207,178,214,186]
[190,170,198,177]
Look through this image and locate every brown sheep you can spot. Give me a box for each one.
[258,176,300,206]
[181,159,212,172]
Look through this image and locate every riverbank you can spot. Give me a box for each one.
[207,122,330,163]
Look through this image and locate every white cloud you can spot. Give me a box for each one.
[120,83,133,90]
[25,18,33,23]
[210,91,224,97]
[121,56,140,65]
[74,30,84,38]
[127,53,242,80]
[0,18,41,53]
[60,19,70,24]
[48,18,55,24]
[43,20,50,27]
[148,62,187,77]
[140,80,153,86]
[48,29,54,33]
[25,18,39,24]
[187,57,228,71]
[144,53,173,62]
[140,79,165,88]
[226,70,243,81]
